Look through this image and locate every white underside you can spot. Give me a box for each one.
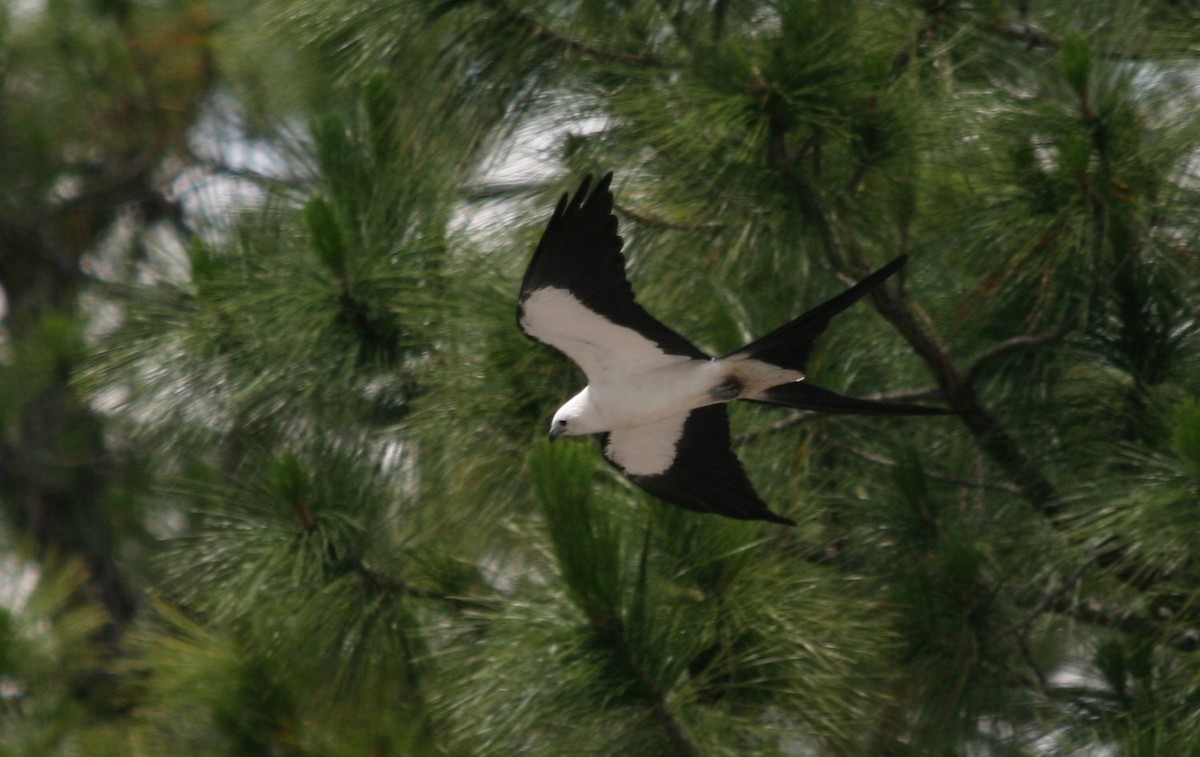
[521,287,686,381]
[604,415,687,476]
[524,285,803,469]
[575,350,804,434]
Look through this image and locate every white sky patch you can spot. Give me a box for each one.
[0,551,40,615]
[451,109,609,246]
[174,90,311,243]
[7,0,46,21]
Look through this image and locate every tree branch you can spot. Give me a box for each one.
[760,86,1063,518]
[987,550,1104,645]
[615,200,725,231]
[1047,597,1200,654]
[603,628,701,757]
[851,250,1064,518]
[481,0,670,68]
[821,438,1022,494]
[964,313,1082,388]
[975,16,1061,51]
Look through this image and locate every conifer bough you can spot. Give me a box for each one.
[518,172,950,525]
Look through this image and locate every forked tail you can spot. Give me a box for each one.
[722,256,952,416]
[720,256,908,372]
[751,382,951,415]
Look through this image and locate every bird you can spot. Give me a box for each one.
[517,172,948,526]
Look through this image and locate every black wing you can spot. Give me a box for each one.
[602,405,796,526]
[518,173,707,382]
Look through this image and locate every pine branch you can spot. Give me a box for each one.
[759,83,1064,518]
[975,16,1060,51]
[845,248,1064,519]
[820,437,1022,494]
[284,489,479,608]
[988,540,1200,654]
[965,10,1180,60]
[711,0,729,41]
[987,550,1104,645]
[458,179,547,201]
[1046,597,1200,654]
[184,147,314,197]
[964,313,1082,388]
[599,627,701,757]
[350,559,480,608]
[888,7,1154,88]
[922,6,1174,61]
[615,200,725,231]
[0,66,206,635]
[480,0,670,68]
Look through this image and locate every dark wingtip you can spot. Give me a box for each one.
[862,254,908,286]
[567,174,594,211]
[559,172,616,218]
[764,511,797,527]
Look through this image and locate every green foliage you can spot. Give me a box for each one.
[533,439,625,624]
[1171,399,1200,471]
[304,195,349,282]
[429,442,897,754]
[0,314,83,430]
[3,0,1200,754]
[0,558,113,754]
[131,605,303,754]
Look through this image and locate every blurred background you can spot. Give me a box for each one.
[2,0,1200,753]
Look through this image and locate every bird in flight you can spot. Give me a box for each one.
[518,173,947,526]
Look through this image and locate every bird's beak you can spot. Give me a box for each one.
[548,427,563,441]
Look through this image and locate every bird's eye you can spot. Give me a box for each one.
[556,419,567,427]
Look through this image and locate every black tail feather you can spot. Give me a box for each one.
[721,256,908,373]
[751,382,953,415]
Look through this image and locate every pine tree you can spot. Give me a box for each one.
[3,0,1200,753]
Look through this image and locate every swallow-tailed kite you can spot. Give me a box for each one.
[518,173,947,526]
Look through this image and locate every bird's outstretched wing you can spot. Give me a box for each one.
[601,405,796,526]
[518,173,707,382]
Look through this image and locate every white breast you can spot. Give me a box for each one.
[588,359,725,430]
